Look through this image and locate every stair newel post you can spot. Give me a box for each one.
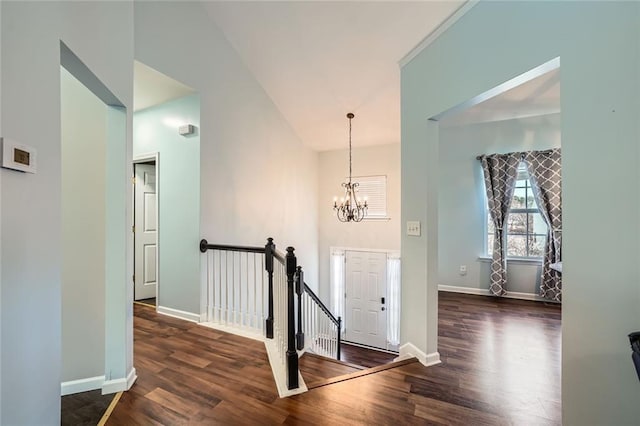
[265,237,275,339]
[295,266,305,350]
[337,316,342,361]
[285,247,299,390]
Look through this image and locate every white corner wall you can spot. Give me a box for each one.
[438,114,561,295]
[401,2,640,424]
[0,2,134,423]
[61,67,107,384]
[318,144,400,300]
[134,2,319,296]
[134,95,200,315]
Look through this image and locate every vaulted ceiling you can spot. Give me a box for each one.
[134,1,560,152]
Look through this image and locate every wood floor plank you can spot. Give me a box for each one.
[105,292,561,425]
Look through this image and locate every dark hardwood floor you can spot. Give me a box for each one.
[136,297,156,307]
[61,389,115,426]
[299,352,363,387]
[105,291,561,425]
[340,342,397,367]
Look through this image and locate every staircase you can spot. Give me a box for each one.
[200,237,342,397]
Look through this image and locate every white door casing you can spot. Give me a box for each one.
[345,251,387,349]
[134,163,157,300]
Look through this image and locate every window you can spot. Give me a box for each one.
[487,162,547,258]
[354,175,387,219]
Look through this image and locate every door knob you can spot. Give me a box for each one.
[381,307,385,311]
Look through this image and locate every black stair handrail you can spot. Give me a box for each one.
[200,237,342,388]
[199,239,264,254]
[303,283,340,326]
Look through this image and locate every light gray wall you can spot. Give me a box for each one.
[0,1,4,417]
[438,114,561,294]
[0,2,134,423]
[134,95,200,314]
[401,2,640,424]
[134,2,319,298]
[318,144,400,300]
[61,67,106,383]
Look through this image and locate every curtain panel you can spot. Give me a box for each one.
[523,149,562,301]
[480,153,522,296]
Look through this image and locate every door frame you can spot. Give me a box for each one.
[133,152,160,307]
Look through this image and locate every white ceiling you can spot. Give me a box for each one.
[133,1,560,151]
[440,68,561,127]
[133,61,195,112]
[202,1,465,151]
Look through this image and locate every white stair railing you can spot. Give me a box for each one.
[202,242,267,336]
[200,238,340,394]
[295,266,342,361]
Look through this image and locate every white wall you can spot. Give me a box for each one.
[134,2,319,298]
[0,2,134,423]
[401,2,640,424]
[318,143,400,301]
[438,114,561,295]
[61,67,106,383]
[134,95,200,315]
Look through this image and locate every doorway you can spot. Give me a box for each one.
[133,157,159,305]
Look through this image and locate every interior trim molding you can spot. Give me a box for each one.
[60,375,105,396]
[126,367,137,390]
[157,305,200,323]
[397,342,441,367]
[102,367,137,395]
[199,322,265,342]
[398,0,479,68]
[439,285,550,302]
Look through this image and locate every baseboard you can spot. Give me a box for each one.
[264,339,308,398]
[342,340,398,355]
[157,306,200,323]
[102,367,137,395]
[199,322,265,342]
[438,285,548,302]
[396,342,441,367]
[126,367,137,390]
[61,375,105,396]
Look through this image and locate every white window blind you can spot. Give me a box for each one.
[353,175,387,218]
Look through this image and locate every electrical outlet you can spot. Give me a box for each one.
[459,265,467,276]
[407,221,421,236]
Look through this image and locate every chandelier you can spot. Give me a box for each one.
[333,113,368,222]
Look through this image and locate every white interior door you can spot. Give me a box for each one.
[345,251,387,349]
[134,163,157,300]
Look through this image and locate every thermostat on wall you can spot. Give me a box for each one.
[2,137,37,173]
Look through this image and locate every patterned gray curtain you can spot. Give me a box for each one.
[523,148,562,302]
[480,153,522,296]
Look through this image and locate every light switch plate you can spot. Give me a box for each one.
[407,221,421,236]
[2,137,37,173]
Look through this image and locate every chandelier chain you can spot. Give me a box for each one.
[348,116,352,184]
